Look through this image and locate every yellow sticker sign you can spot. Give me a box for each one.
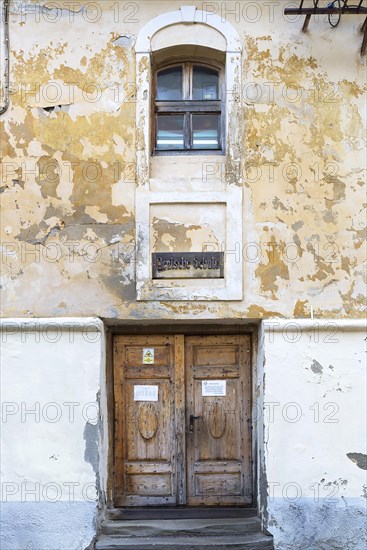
[143,348,155,364]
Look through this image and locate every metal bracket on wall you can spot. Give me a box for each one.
[284,0,367,55]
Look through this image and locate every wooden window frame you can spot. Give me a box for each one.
[152,60,225,156]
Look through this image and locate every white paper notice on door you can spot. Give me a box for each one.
[202,380,226,397]
[134,385,159,401]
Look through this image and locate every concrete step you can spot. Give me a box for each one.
[95,532,274,549]
[101,517,262,537]
[105,507,257,521]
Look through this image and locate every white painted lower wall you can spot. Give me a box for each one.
[1,318,366,550]
[0,318,105,550]
[262,320,367,550]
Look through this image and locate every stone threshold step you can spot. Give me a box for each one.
[101,517,262,537]
[106,507,257,521]
[95,533,274,550]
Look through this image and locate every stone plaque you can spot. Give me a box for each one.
[152,252,224,279]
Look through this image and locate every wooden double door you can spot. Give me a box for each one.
[113,334,252,507]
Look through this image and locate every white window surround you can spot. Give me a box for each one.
[134,6,243,301]
[136,188,243,301]
[151,24,227,53]
[135,5,243,187]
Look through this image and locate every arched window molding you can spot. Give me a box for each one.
[135,6,242,53]
[135,6,244,301]
[135,5,243,187]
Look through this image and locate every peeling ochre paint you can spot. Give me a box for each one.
[152,219,197,253]
[0,0,365,319]
[293,300,309,317]
[255,237,290,298]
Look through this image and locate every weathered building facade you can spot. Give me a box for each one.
[1,1,366,549]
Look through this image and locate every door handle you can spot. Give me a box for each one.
[189,414,201,433]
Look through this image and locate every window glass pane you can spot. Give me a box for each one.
[156,115,185,150]
[192,66,219,100]
[192,114,220,149]
[156,66,183,100]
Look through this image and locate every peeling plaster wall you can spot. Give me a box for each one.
[263,322,367,549]
[1,2,366,549]
[150,203,226,253]
[0,320,104,550]
[0,0,365,319]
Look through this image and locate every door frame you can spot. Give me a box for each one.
[104,322,260,510]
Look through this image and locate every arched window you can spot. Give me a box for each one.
[135,7,243,301]
[154,60,224,153]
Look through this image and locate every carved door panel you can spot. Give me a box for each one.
[114,334,252,507]
[114,335,185,506]
[185,335,252,506]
